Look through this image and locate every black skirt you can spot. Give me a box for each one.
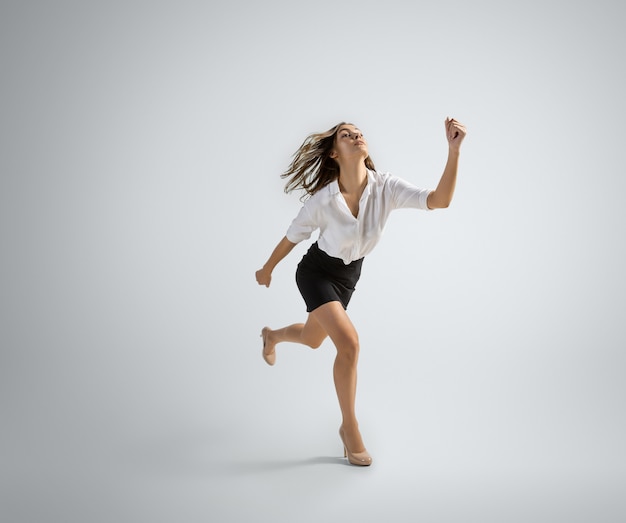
[296,242,364,313]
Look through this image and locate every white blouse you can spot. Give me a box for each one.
[286,170,432,264]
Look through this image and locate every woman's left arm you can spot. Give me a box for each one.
[427,117,467,209]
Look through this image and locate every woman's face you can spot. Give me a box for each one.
[331,124,368,162]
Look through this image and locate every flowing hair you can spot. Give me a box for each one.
[281,122,376,197]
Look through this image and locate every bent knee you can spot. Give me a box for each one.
[300,332,326,349]
[306,336,326,349]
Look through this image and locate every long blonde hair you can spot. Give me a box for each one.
[281,122,376,197]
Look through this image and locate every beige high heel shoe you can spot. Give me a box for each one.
[339,426,372,466]
[261,327,275,366]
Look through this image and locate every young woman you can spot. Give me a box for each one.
[255,118,467,466]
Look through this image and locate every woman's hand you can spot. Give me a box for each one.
[255,267,272,287]
[445,117,467,152]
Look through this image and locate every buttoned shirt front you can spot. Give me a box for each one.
[286,170,432,264]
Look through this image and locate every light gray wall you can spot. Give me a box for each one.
[1,1,624,522]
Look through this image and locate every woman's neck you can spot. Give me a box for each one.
[337,163,368,194]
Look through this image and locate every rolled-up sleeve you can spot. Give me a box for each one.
[387,175,433,211]
[286,204,318,244]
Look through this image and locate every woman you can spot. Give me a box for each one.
[255,118,467,466]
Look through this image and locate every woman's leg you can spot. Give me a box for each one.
[262,313,328,364]
[309,301,366,454]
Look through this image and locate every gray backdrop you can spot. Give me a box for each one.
[1,1,624,522]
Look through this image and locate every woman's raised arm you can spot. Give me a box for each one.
[427,117,467,210]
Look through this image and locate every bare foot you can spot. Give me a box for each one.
[261,327,276,366]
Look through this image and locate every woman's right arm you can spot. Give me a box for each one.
[255,236,297,287]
